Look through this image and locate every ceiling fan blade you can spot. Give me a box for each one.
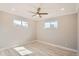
[39,13,48,15]
[37,8,41,12]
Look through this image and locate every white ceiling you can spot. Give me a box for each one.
[0,3,78,21]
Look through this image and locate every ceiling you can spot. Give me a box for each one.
[0,3,78,21]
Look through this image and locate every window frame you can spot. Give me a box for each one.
[44,20,58,29]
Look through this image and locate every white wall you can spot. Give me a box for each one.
[0,11,77,51]
[0,11,36,49]
[36,13,77,50]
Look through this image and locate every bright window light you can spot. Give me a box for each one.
[22,21,28,27]
[51,21,58,28]
[13,20,28,28]
[44,21,58,29]
[44,22,50,28]
[13,20,21,26]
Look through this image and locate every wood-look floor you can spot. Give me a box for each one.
[0,41,77,56]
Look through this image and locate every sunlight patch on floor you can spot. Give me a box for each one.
[14,46,32,56]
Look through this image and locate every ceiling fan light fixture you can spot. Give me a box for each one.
[36,14,39,16]
[30,7,48,18]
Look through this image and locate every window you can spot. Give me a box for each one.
[44,21,58,29]
[13,20,21,26]
[44,22,50,28]
[13,20,28,28]
[51,21,58,28]
[22,21,28,27]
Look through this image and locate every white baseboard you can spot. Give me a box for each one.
[0,40,36,51]
[36,40,78,53]
[0,40,78,53]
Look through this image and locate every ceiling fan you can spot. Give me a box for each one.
[30,7,48,18]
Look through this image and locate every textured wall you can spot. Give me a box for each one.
[0,11,36,49]
[36,13,77,50]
